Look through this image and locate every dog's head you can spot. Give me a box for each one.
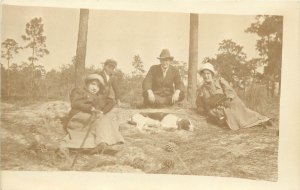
[177,119,194,131]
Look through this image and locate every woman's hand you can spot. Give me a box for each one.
[223,98,232,108]
[93,109,104,118]
[95,110,103,114]
[91,107,103,115]
[90,106,96,112]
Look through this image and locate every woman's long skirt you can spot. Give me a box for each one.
[60,111,124,148]
[209,97,270,130]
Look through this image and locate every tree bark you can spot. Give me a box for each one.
[75,9,89,88]
[187,13,198,107]
[7,59,10,97]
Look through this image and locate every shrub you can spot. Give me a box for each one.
[236,83,279,117]
[119,75,144,107]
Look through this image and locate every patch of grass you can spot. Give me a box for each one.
[1,96,63,107]
[1,97,279,180]
[121,87,144,108]
[236,84,280,118]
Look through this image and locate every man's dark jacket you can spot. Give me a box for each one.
[97,70,120,100]
[142,64,184,96]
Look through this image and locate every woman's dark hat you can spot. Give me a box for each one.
[157,49,174,60]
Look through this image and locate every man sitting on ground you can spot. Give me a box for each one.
[142,49,185,107]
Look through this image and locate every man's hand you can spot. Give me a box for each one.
[172,90,180,104]
[116,99,121,106]
[147,90,155,103]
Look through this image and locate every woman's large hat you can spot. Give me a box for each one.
[85,74,105,85]
[198,63,216,75]
[157,49,174,60]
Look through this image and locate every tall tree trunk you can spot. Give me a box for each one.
[278,75,281,97]
[30,46,35,97]
[187,13,198,107]
[75,9,89,88]
[7,59,10,97]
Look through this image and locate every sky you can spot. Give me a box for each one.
[1,5,260,74]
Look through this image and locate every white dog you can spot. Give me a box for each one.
[129,112,194,132]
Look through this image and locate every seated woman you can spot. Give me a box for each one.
[196,63,272,130]
[59,74,124,156]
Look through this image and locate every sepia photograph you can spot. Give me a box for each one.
[0,1,299,190]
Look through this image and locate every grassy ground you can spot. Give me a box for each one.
[0,92,279,181]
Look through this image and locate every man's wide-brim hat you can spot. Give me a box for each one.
[198,63,216,75]
[85,74,105,85]
[157,49,174,60]
[104,59,117,68]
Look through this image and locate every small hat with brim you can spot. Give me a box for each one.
[104,59,117,68]
[85,74,105,85]
[157,49,174,60]
[198,63,216,75]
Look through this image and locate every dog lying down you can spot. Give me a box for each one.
[129,112,194,132]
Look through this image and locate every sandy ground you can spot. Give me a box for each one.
[0,101,279,181]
